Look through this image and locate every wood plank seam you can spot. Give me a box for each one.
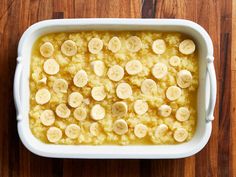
[141,0,157,18]
[218,31,231,177]
[53,12,64,19]
[231,0,236,177]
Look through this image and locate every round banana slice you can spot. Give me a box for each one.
[179,39,196,55]
[40,110,55,126]
[65,124,81,139]
[108,36,121,53]
[154,124,168,137]
[158,104,172,117]
[126,36,142,52]
[53,79,68,93]
[141,79,157,95]
[91,60,105,76]
[91,86,106,101]
[177,70,193,88]
[173,128,188,142]
[61,40,77,56]
[90,104,105,120]
[166,86,182,101]
[107,65,124,82]
[73,107,87,121]
[112,101,128,117]
[152,39,166,54]
[35,88,51,105]
[43,59,60,75]
[176,107,190,122]
[55,103,71,118]
[40,42,54,58]
[125,60,143,75]
[169,56,180,67]
[134,100,148,115]
[68,92,83,108]
[134,123,148,138]
[90,122,101,136]
[88,38,103,54]
[152,63,168,79]
[73,70,88,87]
[116,83,132,99]
[113,119,128,135]
[47,127,62,143]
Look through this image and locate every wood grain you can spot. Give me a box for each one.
[231,1,236,177]
[0,0,234,177]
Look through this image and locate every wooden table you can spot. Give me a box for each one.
[0,0,235,177]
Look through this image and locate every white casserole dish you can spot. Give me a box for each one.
[14,18,216,159]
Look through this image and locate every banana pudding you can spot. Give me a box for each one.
[29,31,198,145]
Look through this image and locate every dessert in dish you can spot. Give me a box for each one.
[29,31,198,145]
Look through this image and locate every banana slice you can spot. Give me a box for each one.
[90,104,105,120]
[108,36,121,53]
[141,79,157,95]
[134,100,148,115]
[68,92,83,108]
[65,124,81,139]
[173,128,188,142]
[177,70,193,88]
[116,83,132,99]
[176,107,190,122]
[73,70,88,87]
[55,103,71,118]
[91,86,106,101]
[88,38,103,54]
[35,88,51,105]
[179,39,196,55]
[126,36,142,52]
[90,122,101,136]
[61,40,77,56]
[47,127,62,143]
[40,42,54,58]
[113,119,128,135]
[154,124,168,137]
[107,65,124,82]
[73,107,87,121]
[169,56,180,67]
[152,63,168,79]
[91,60,105,76]
[158,104,172,117]
[112,101,128,117]
[53,79,68,93]
[43,59,60,75]
[125,60,143,75]
[40,110,55,126]
[152,39,166,54]
[166,86,182,101]
[134,123,148,138]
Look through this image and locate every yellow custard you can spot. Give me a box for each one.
[29,31,198,145]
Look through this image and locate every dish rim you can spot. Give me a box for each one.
[14,18,216,159]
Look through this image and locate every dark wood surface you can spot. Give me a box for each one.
[0,0,234,177]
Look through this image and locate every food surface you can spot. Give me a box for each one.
[29,31,198,145]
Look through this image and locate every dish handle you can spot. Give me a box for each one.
[14,57,23,121]
[206,56,216,121]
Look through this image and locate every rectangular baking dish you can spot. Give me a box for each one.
[14,18,216,159]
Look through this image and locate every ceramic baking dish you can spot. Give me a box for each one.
[14,18,216,159]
